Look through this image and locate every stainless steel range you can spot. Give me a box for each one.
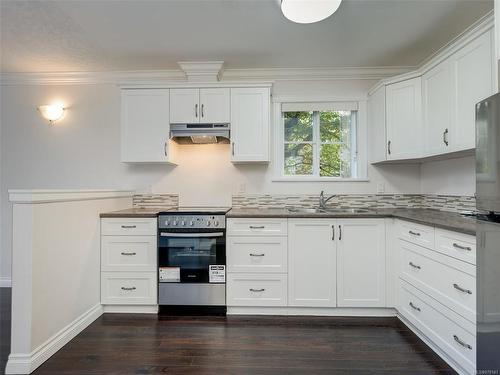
[157,207,230,315]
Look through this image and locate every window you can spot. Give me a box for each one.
[282,104,358,178]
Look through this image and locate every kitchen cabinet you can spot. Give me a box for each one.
[230,87,270,163]
[385,77,423,160]
[121,89,174,163]
[170,88,230,124]
[367,85,387,163]
[288,219,337,307]
[336,219,386,307]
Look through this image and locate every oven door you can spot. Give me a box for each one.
[158,231,225,283]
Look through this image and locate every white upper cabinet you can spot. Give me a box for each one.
[423,60,454,156]
[230,87,270,163]
[169,88,199,124]
[121,89,174,163]
[288,219,337,307]
[336,219,386,307]
[367,85,387,163]
[385,77,423,160]
[170,88,230,124]
[199,88,230,123]
[452,30,494,151]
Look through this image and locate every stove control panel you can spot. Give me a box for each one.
[158,214,226,229]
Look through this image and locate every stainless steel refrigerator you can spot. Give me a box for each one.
[476,92,500,373]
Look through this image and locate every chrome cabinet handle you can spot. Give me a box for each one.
[201,104,204,117]
[453,243,472,251]
[387,140,391,155]
[338,225,342,241]
[453,283,472,295]
[121,252,136,256]
[409,262,421,270]
[249,288,265,292]
[443,128,449,146]
[409,302,421,312]
[249,226,265,229]
[332,225,335,241]
[195,103,198,118]
[250,253,265,257]
[121,225,136,229]
[232,142,235,156]
[164,141,168,157]
[121,287,136,291]
[408,230,421,236]
[453,335,472,350]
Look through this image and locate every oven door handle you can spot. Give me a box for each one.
[160,232,224,238]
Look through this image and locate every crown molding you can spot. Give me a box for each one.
[0,66,414,86]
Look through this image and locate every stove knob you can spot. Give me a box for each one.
[181,220,185,226]
[165,220,170,226]
[206,221,211,227]
[214,220,219,227]
[172,220,178,226]
[189,221,194,226]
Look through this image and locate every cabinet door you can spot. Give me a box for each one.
[386,77,423,160]
[367,85,387,163]
[337,219,386,307]
[230,87,270,162]
[121,89,171,163]
[453,30,494,151]
[199,88,230,123]
[423,60,454,155]
[288,219,337,307]
[170,88,199,123]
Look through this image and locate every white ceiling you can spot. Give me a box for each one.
[0,0,493,73]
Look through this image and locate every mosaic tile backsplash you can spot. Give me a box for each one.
[133,194,179,208]
[231,194,476,213]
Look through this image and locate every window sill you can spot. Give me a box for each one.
[271,177,370,182]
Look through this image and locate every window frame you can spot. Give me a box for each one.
[273,100,368,182]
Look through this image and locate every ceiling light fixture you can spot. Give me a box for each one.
[280,0,342,24]
[37,103,66,124]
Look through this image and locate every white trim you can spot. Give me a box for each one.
[102,305,159,314]
[271,177,370,182]
[8,189,133,204]
[0,67,413,86]
[5,304,103,375]
[228,306,397,316]
[0,277,12,288]
[368,12,494,95]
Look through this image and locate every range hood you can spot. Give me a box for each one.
[170,123,230,144]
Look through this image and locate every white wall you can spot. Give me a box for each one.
[0,80,424,281]
[420,156,476,196]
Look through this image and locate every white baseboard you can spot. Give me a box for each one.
[5,303,103,374]
[228,306,397,317]
[0,277,12,288]
[103,304,158,314]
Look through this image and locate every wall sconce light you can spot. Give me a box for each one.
[37,103,66,124]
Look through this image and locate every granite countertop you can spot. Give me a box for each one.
[100,207,173,218]
[227,208,476,236]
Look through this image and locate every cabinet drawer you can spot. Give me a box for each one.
[101,272,157,305]
[227,236,287,273]
[398,280,476,374]
[227,273,287,306]
[101,236,157,272]
[101,218,157,236]
[398,220,435,249]
[400,240,476,323]
[227,218,287,236]
[435,229,476,265]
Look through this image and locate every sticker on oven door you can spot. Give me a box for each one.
[159,267,180,282]
[209,265,226,283]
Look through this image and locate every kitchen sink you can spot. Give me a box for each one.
[286,207,371,214]
[286,207,326,213]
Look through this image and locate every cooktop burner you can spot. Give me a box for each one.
[160,206,231,215]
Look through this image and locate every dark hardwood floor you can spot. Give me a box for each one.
[1,288,11,375]
[23,312,457,375]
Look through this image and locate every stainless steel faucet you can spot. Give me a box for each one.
[319,191,336,209]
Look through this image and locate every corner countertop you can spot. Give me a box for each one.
[226,208,476,236]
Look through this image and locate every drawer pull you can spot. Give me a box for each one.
[121,287,136,291]
[409,302,421,312]
[121,225,137,229]
[249,288,265,292]
[121,252,136,256]
[250,253,265,257]
[409,262,421,270]
[453,335,472,350]
[452,243,472,251]
[408,230,421,236]
[453,283,472,295]
[249,226,265,229]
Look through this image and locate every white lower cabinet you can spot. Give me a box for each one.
[227,273,287,306]
[101,271,157,305]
